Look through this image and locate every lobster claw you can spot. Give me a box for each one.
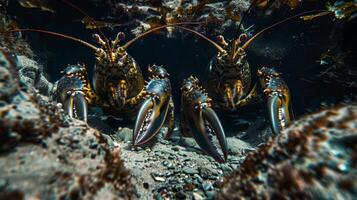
[56,64,89,122]
[267,94,291,134]
[190,106,228,162]
[133,65,172,146]
[181,76,228,162]
[64,91,88,122]
[258,67,293,134]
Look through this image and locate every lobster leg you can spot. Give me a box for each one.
[164,98,175,139]
[235,83,258,107]
[180,105,193,138]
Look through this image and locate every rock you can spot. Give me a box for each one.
[201,182,213,191]
[194,174,203,184]
[218,105,357,199]
[166,163,175,170]
[180,137,199,149]
[193,192,204,200]
[152,175,165,182]
[0,51,18,101]
[183,167,199,175]
[117,127,133,142]
[226,137,254,155]
[199,167,217,179]
[16,55,53,95]
[205,191,216,199]
[0,178,8,190]
[171,146,180,151]
[176,191,186,199]
[219,164,232,173]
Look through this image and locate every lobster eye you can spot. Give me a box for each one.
[92,34,101,42]
[92,34,105,46]
[117,32,125,41]
[238,34,248,43]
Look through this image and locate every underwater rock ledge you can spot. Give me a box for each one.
[218,104,357,199]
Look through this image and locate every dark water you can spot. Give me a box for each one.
[7,1,356,133]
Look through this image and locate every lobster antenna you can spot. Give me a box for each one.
[61,0,106,37]
[122,22,221,50]
[61,0,112,58]
[242,9,327,49]
[236,0,256,35]
[174,26,225,53]
[8,29,99,51]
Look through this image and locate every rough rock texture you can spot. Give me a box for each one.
[90,0,250,36]
[0,51,17,103]
[218,105,357,199]
[107,125,253,199]
[0,13,33,58]
[0,50,136,200]
[16,55,53,95]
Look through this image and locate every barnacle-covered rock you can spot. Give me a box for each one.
[16,55,53,95]
[99,0,250,36]
[0,50,136,199]
[0,51,18,102]
[218,105,357,199]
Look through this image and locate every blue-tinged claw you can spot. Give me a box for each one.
[181,76,228,162]
[133,65,172,146]
[133,95,170,145]
[258,67,293,134]
[267,95,282,134]
[56,64,89,122]
[63,91,88,121]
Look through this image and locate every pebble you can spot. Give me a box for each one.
[220,164,232,173]
[155,193,164,200]
[153,176,165,182]
[90,153,96,159]
[192,192,204,200]
[88,140,98,149]
[205,191,215,199]
[176,191,186,199]
[57,138,66,145]
[171,146,180,151]
[166,163,175,170]
[199,167,217,179]
[194,174,203,183]
[0,178,7,190]
[162,161,169,166]
[201,182,213,191]
[160,140,169,145]
[71,135,80,143]
[183,167,199,175]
